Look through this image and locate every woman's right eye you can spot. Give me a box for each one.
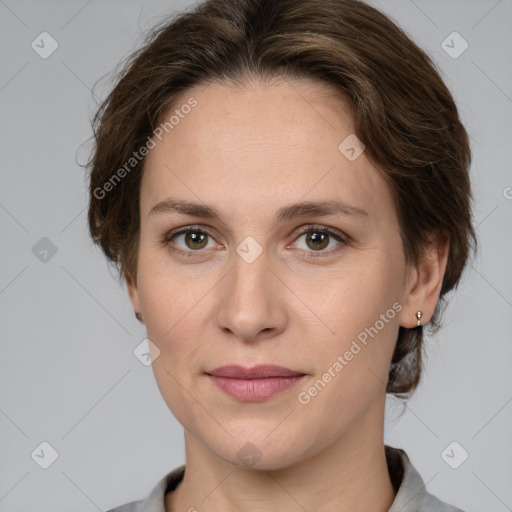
[162,227,218,257]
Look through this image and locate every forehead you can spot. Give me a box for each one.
[161,78,356,154]
[140,79,393,224]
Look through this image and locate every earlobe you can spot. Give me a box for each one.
[126,272,142,317]
[398,235,450,329]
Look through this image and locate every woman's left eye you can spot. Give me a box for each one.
[161,225,346,258]
[291,227,345,256]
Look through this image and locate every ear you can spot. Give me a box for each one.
[126,272,142,315]
[398,233,450,328]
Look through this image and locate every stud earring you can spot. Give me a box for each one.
[416,311,422,327]
[135,311,143,322]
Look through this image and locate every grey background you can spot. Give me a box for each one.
[0,0,511,510]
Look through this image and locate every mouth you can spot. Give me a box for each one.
[205,365,307,401]
[206,364,305,379]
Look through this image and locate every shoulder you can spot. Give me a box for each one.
[420,492,466,511]
[386,445,467,512]
[105,464,185,512]
[105,501,142,512]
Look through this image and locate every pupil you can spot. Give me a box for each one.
[313,233,324,243]
[309,232,328,250]
[187,232,206,249]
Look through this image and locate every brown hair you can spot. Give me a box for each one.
[85,0,477,398]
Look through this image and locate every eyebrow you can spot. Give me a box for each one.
[148,198,369,226]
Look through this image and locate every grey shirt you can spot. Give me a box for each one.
[106,445,465,512]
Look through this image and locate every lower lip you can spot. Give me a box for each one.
[208,375,305,401]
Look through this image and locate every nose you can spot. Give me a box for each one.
[215,249,288,343]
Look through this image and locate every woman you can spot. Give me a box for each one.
[86,0,477,510]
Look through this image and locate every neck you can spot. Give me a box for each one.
[166,395,396,512]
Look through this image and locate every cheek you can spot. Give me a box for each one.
[137,251,206,340]
[150,360,203,437]
[139,267,206,428]
[136,265,207,410]
[292,252,398,335]
[297,319,398,438]
[293,255,401,392]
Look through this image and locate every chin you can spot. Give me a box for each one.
[204,429,312,472]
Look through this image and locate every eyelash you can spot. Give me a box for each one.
[160,224,348,259]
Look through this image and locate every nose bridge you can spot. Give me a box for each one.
[229,243,273,306]
[216,241,284,338]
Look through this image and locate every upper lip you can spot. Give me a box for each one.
[206,365,305,379]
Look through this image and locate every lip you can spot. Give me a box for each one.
[206,365,306,402]
[206,364,305,378]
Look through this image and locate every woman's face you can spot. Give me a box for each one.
[128,78,420,469]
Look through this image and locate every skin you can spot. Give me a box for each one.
[126,77,449,512]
